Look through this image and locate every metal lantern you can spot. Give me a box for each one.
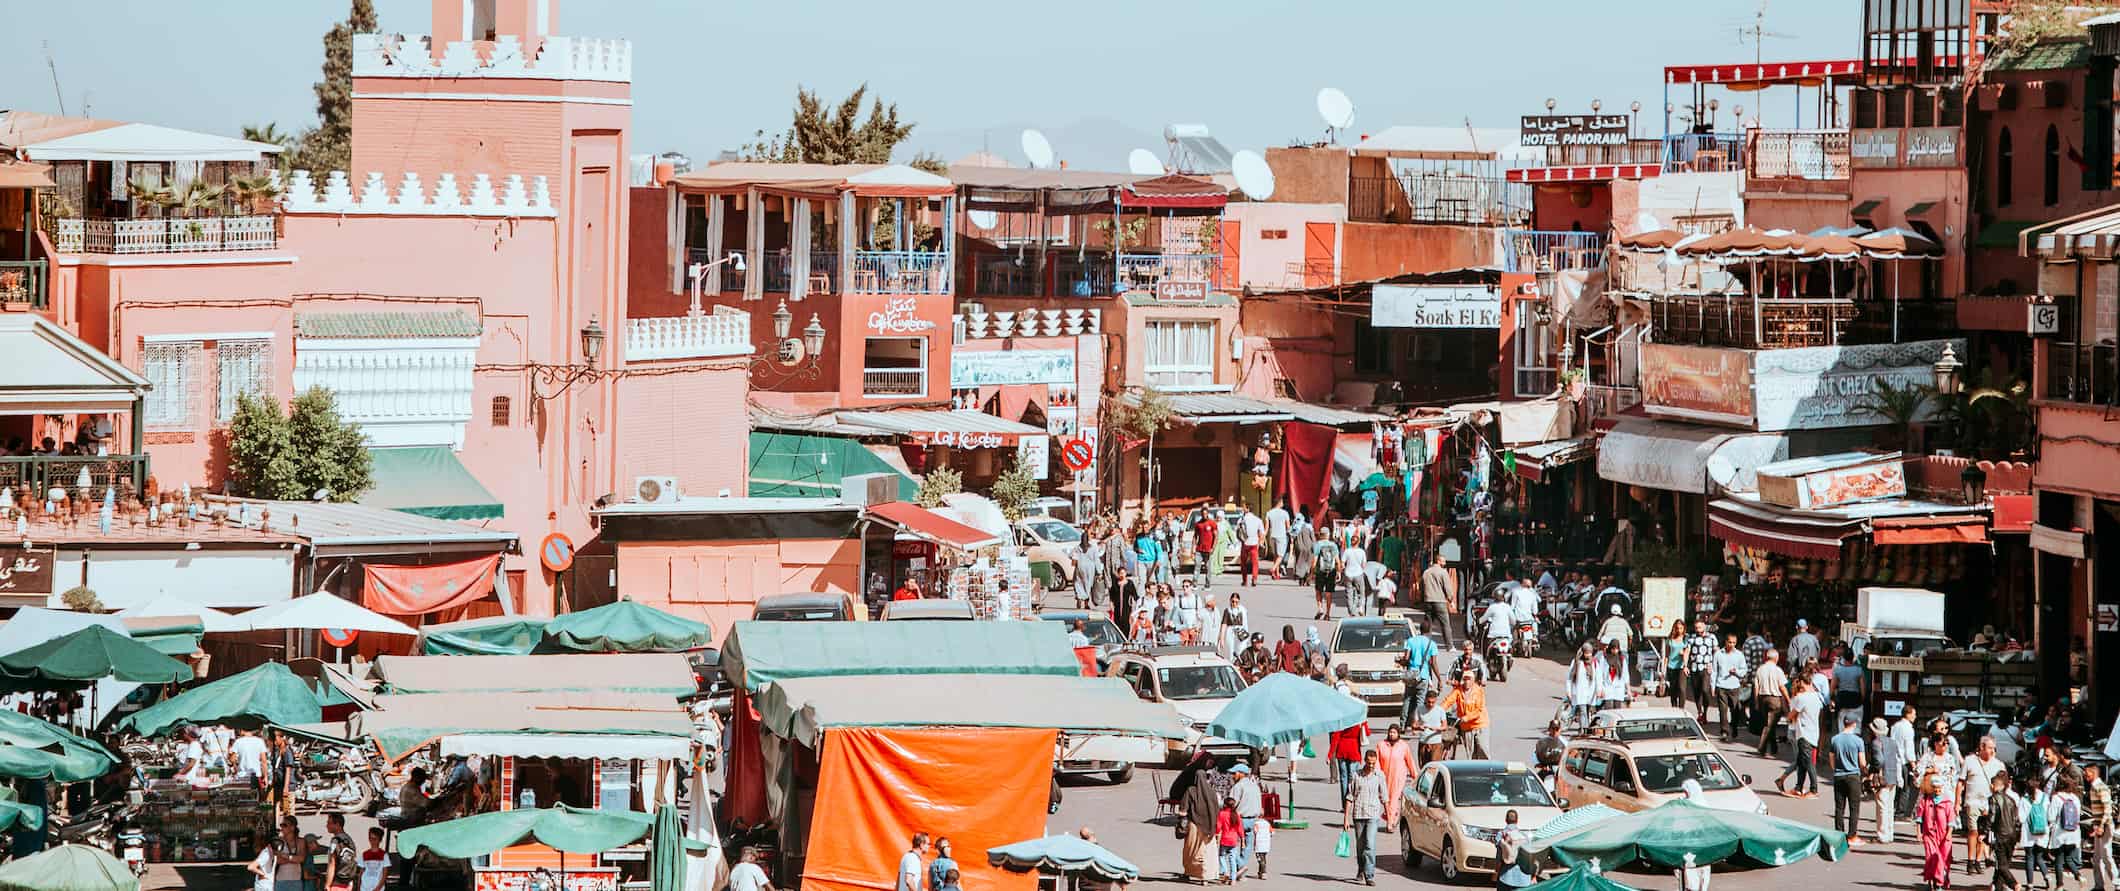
[802,314,827,356]
[772,301,794,340]
[579,317,605,362]
[1932,343,1963,394]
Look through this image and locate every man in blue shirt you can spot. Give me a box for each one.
[1828,715,1869,843]
[1401,619,1441,727]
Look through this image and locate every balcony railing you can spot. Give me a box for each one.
[1350,175,1531,225]
[761,251,841,294]
[0,454,149,495]
[2046,343,2120,405]
[1502,230,1604,273]
[0,260,46,308]
[1118,253,1220,292]
[625,305,753,361]
[1652,295,1859,349]
[1661,133,1745,173]
[861,367,926,396]
[1747,130,1852,181]
[46,216,278,254]
[849,251,951,295]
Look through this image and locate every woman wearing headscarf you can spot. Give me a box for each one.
[1596,640,1633,712]
[1289,510,1317,583]
[1376,725,1419,832]
[1176,755,1226,883]
[1275,625,1306,674]
[1566,645,1602,728]
[1303,626,1330,666]
[1213,504,1240,576]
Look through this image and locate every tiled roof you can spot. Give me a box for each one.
[1989,38,2090,72]
[295,310,481,339]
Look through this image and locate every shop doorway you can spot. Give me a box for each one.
[1151,446,1223,510]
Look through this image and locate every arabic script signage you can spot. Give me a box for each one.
[1850,127,1959,169]
[1639,343,1756,425]
[0,548,54,598]
[1851,129,1901,169]
[868,296,937,334]
[1520,114,1632,147]
[1903,127,1960,168]
[1752,339,1960,432]
[950,349,1077,388]
[1371,285,1501,329]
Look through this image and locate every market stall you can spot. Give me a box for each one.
[860,502,1021,619]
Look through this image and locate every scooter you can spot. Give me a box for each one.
[1516,620,1540,659]
[119,826,146,877]
[1485,634,1513,683]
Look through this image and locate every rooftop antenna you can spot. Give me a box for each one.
[1020,129,1054,169]
[1737,0,1794,67]
[1231,149,1275,201]
[42,41,66,116]
[1316,87,1355,145]
[1126,148,1164,176]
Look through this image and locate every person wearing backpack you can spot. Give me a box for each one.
[1311,535,1340,621]
[1990,772,2024,891]
[1493,809,1534,890]
[2052,782,2085,890]
[2027,782,2054,890]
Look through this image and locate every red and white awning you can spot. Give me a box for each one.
[1663,60,1862,86]
[1506,165,1661,184]
[864,501,1004,551]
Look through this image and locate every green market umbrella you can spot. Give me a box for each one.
[0,787,45,833]
[1523,799,1849,871]
[0,626,192,689]
[987,834,1140,881]
[1524,864,1639,891]
[0,843,138,891]
[420,616,548,656]
[396,805,711,860]
[544,598,711,654]
[1205,672,1367,748]
[115,662,322,737]
[0,710,116,782]
[650,804,684,891]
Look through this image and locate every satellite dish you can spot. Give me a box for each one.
[1317,87,1356,132]
[1231,150,1275,200]
[967,209,999,229]
[1021,129,1055,169]
[1127,148,1165,176]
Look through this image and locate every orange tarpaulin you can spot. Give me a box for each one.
[1872,517,1988,546]
[802,727,1053,891]
[361,554,500,616]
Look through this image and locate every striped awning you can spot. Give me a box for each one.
[834,410,1045,447]
[1708,498,1864,560]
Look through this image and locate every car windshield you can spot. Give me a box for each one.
[1875,637,1949,658]
[1635,752,1744,793]
[1450,771,1555,808]
[1157,665,1244,700]
[1335,623,1413,652]
[1077,619,1126,646]
[1025,520,1081,543]
[754,607,840,621]
[1610,717,1705,742]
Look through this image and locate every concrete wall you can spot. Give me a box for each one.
[1969,67,2109,294]
[1339,222,1495,282]
[613,537,861,643]
[1532,182,1614,233]
[1223,202,1343,290]
[2034,400,2120,500]
[1235,297,1337,401]
[1264,147,1351,206]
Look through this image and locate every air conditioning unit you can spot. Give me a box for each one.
[634,475,681,504]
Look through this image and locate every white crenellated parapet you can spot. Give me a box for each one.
[352,32,631,83]
[281,170,556,217]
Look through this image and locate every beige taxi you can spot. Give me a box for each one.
[1399,760,1562,883]
[1554,736,1768,815]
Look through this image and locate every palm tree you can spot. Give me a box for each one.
[229,174,283,215]
[1856,380,1935,452]
[171,180,227,218]
[242,123,297,172]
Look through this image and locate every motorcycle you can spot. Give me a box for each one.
[292,766,377,815]
[54,799,134,850]
[119,826,147,877]
[1515,620,1540,659]
[1485,634,1513,683]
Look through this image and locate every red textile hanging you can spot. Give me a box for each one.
[1277,421,1338,519]
[360,554,500,616]
[722,686,769,827]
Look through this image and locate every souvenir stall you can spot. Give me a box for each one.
[859,502,1018,617]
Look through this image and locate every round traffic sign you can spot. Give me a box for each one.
[540,532,576,574]
[1059,438,1094,473]
[321,628,358,648]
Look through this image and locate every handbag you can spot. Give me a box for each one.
[1334,831,1353,858]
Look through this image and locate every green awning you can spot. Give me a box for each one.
[544,598,711,654]
[362,447,504,521]
[122,618,204,658]
[115,662,323,737]
[747,431,915,500]
[1975,219,2041,249]
[419,616,548,656]
[757,674,1190,747]
[722,620,1083,692]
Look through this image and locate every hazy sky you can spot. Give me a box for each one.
[2,0,1859,170]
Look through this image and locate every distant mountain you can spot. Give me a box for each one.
[904,115,1166,173]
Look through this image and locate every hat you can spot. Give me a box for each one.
[1871,718,1889,735]
[1230,763,1251,775]
[1796,618,1809,628]
[1610,604,1622,615]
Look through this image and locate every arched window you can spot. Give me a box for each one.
[2045,125,2062,207]
[1998,127,2014,206]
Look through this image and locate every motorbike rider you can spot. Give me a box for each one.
[1534,720,1567,786]
[1596,604,1634,651]
[1591,577,1633,624]
[1448,639,1489,684]
[1507,580,1541,639]
[1479,593,1516,655]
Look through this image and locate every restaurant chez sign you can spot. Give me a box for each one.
[1519,114,1631,146]
[1371,284,1502,329]
[1641,339,1963,432]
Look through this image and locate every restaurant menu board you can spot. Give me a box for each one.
[1642,577,1687,641]
[475,869,620,891]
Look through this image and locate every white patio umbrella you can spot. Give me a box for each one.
[117,594,249,633]
[237,593,418,636]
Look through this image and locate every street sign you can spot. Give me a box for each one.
[1059,438,1094,472]
[540,533,576,574]
[321,628,358,648]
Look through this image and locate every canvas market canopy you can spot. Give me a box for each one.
[721,619,1082,692]
[417,615,548,656]
[395,804,707,859]
[0,710,116,782]
[756,674,1188,747]
[0,625,192,690]
[352,692,694,762]
[115,662,323,737]
[237,592,419,636]
[372,653,696,696]
[1523,799,1848,870]
[542,598,711,654]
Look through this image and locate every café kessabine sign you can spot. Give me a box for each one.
[1519,114,1631,147]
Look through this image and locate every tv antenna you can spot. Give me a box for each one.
[1736,0,1795,67]
[43,41,66,116]
[1316,87,1355,144]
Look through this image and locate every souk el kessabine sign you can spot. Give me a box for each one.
[1519,114,1631,147]
[1371,284,1501,329]
[1641,339,1963,431]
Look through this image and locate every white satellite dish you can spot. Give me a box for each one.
[1317,87,1356,135]
[1231,150,1275,200]
[1021,129,1055,169]
[1126,148,1165,176]
[967,209,999,229]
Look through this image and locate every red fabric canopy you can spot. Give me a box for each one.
[1277,422,1339,520]
[865,501,1003,550]
[1872,516,1988,546]
[360,554,500,616]
[1121,174,1229,210]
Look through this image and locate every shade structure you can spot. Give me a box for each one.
[986,834,1141,881]
[395,805,708,859]
[0,625,192,689]
[650,804,685,891]
[1532,803,1623,840]
[0,710,116,782]
[1523,799,1848,870]
[118,595,249,633]
[544,598,711,653]
[418,615,548,656]
[239,592,419,636]
[115,662,323,737]
[1205,672,1368,748]
[0,844,138,891]
[360,446,505,520]
[721,619,1082,692]
[1524,864,1640,891]
[757,674,1189,747]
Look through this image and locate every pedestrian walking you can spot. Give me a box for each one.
[1239,505,1265,588]
[1219,593,1250,659]
[1274,626,1305,675]
[1753,650,1790,758]
[1786,619,1821,675]
[925,838,958,891]
[1312,534,1340,621]
[1920,769,1957,890]
[2053,781,2085,890]
[2027,780,2055,889]
[1968,737,2011,873]
[1595,640,1631,712]
[1712,635,1747,740]
[2083,765,2114,891]
[1897,707,1924,822]
[1420,554,1457,646]
[1290,511,1317,583]
[1831,646,1869,728]
[1830,715,1870,845]
[1776,676,1823,798]
[1741,623,1771,735]
[1071,540,1100,610]
[1662,628,1688,709]
[1178,760,1226,884]
[1214,797,1246,885]
[1340,537,1369,618]
[1328,706,1370,804]
[1192,510,1219,589]
[1402,619,1440,726]
[1496,809,1535,890]
[1342,750,1389,886]
[1377,726,1417,831]
[1989,772,2024,891]
[1684,621,1717,723]
[895,833,929,891]
[1225,763,1263,877]
[1266,500,1291,577]
[1875,717,1906,844]
[1565,646,1601,729]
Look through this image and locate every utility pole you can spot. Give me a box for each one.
[43,41,66,115]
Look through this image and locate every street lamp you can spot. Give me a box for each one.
[1931,343,1963,394]
[1546,98,1557,112]
[803,314,827,356]
[772,300,794,340]
[1960,462,1988,505]
[686,251,748,316]
[579,317,604,363]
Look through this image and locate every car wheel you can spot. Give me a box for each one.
[1439,838,1460,884]
[1108,763,1134,785]
[1399,821,1421,870]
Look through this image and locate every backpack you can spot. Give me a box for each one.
[2029,796,2050,835]
[1317,545,1338,570]
[1494,831,1523,871]
[2061,796,2080,832]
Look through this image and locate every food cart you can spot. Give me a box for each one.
[136,775,268,863]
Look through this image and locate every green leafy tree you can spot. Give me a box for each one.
[289,0,378,174]
[743,84,916,166]
[1856,380,1935,452]
[915,465,962,509]
[1109,387,1175,443]
[989,459,1040,523]
[226,388,373,502]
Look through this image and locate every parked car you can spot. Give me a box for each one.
[880,599,977,621]
[1016,517,1084,589]
[1038,610,1128,672]
[1555,737,1766,815]
[1579,706,1708,743]
[1400,760,1562,883]
[1331,616,1418,713]
[751,592,863,622]
[1023,497,1076,525]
